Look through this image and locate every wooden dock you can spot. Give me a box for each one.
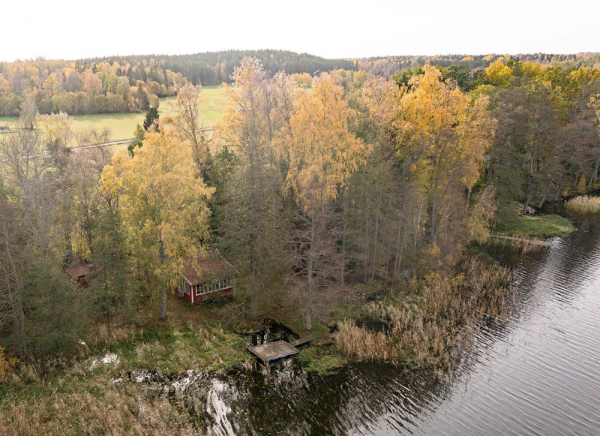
[248,340,299,363]
[248,334,319,363]
[290,333,318,347]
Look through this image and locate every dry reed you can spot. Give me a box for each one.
[486,235,547,254]
[566,195,600,214]
[333,256,513,371]
[0,381,195,436]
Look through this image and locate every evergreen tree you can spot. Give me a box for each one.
[143,106,159,131]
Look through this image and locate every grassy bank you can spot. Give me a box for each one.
[494,213,576,239]
[0,321,255,435]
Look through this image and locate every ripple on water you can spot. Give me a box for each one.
[123,224,600,435]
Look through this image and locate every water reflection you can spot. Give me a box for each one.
[131,222,600,435]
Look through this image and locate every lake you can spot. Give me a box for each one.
[132,221,600,435]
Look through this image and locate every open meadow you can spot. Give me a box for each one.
[0,85,226,148]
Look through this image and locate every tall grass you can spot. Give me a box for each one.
[0,380,195,436]
[566,196,600,214]
[0,321,255,435]
[333,256,513,371]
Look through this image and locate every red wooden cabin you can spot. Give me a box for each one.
[178,250,238,304]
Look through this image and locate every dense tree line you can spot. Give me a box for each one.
[361,52,600,79]
[81,50,357,87]
[1,56,599,360]
[0,58,189,116]
[0,51,355,117]
[3,50,598,118]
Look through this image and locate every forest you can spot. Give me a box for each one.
[0,50,355,116]
[2,49,598,117]
[1,52,600,432]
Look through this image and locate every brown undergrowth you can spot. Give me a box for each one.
[0,380,195,436]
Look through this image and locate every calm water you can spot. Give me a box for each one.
[137,223,600,435]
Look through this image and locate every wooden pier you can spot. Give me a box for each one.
[290,333,318,347]
[248,334,319,363]
[248,340,299,363]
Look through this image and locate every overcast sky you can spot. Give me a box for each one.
[1,0,598,62]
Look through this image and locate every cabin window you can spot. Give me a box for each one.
[184,283,190,295]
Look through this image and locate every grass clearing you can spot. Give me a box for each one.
[0,85,227,148]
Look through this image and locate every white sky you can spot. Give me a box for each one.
[1,0,598,62]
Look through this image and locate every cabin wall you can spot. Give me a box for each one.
[194,287,234,303]
[182,280,194,304]
[180,275,236,305]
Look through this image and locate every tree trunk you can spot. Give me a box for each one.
[341,189,347,285]
[537,172,555,209]
[415,197,424,250]
[371,185,384,280]
[306,214,316,330]
[522,172,535,214]
[431,156,442,240]
[589,156,600,190]
[553,175,564,202]
[0,213,27,355]
[249,141,258,315]
[159,235,167,319]
[250,232,257,315]
[160,288,167,319]
[465,186,472,217]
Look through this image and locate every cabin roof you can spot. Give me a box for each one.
[183,250,238,285]
[68,264,92,278]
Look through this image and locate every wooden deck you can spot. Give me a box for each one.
[290,333,319,347]
[248,340,299,363]
[248,334,319,363]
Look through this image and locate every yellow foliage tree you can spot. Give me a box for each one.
[42,72,60,97]
[484,60,514,87]
[287,74,367,210]
[398,65,496,242]
[167,82,211,178]
[37,112,73,148]
[0,74,10,97]
[217,58,296,314]
[286,74,368,329]
[101,124,214,318]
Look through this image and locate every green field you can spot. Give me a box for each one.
[0,85,227,146]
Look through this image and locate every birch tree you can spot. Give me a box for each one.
[398,65,495,243]
[102,123,213,319]
[286,74,368,329]
[217,58,294,314]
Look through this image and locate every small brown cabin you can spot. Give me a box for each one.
[68,264,93,287]
[178,250,238,304]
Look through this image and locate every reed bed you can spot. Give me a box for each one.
[485,235,547,254]
[333,256,513,370]
[565,196,600,214]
